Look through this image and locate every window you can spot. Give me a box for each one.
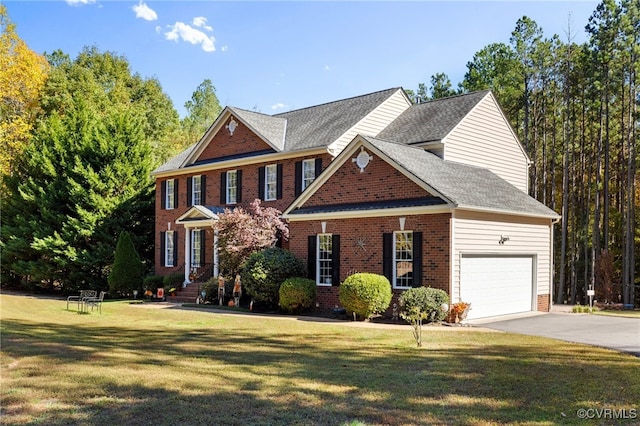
[264,164,277,201]
[191,229,202,267]
[317,234,333,286]
[226,170,237,204]
[192,175,202,205]
[394,231,413,288]
[302,159,315,191]
[165,179,175,209]
[165,231,175,267]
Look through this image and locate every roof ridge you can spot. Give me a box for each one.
[273,87,401,117]
[416,89,490,106]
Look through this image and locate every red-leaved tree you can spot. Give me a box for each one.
[215,199,289,277]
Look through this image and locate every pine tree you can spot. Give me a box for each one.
[108,231,143,296]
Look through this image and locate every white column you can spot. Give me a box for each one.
[213,231,219,278]
[184,228,191,285]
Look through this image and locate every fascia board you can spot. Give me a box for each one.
[283,205,453,221]
[455,205,560,220]
[152,147,327,179]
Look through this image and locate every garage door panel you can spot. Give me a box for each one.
[460,256,533,320]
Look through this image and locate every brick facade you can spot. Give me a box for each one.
[537,294,550,312]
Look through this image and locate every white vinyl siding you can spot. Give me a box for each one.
[329,89,412,155]
[443,93,529,192]
[451,210,552,305]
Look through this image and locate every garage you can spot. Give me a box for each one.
[460,255,535,320]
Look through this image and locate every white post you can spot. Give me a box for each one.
[184,228,191,285]
[213,231,219,278]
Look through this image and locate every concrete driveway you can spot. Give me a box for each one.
[472,309,640,356]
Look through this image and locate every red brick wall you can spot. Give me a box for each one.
[304,151,431,207]
[196,117,274,162]
[288,213,451,309]
[537,294,550,312]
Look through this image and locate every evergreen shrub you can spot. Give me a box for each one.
[108,231,143,296]
[339,273,392,320]
[399,287,449,323]
[279,277,317,313]
[242,247,305,309]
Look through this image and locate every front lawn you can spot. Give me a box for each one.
[1,293,638,425]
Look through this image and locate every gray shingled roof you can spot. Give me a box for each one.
[363,136,558,218]
[229,107,286,151]
[153,142,198,174]
[376,90,490,144]
[274,87,401,151]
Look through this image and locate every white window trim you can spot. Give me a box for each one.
[226,170,237,204]
[264,164,277,201]
[166,179,175,210]
[192,175,202,206]
[393,230,413,289]
[316,233,333,286]
[302,159,315,191]
[165,231,175,267]
[191,229,202,267]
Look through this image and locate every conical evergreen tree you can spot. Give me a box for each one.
[108,231,143,296]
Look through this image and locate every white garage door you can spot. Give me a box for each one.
[460,255,534,320]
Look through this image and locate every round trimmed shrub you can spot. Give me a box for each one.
[398,287,449,323]
[339,273,392,320]
[241,247,305,309]
[279,277,317,313]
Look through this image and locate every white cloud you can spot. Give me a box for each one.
[221,45,228,52]
[165,21,216,52]
[66,0,95,5]
[133,1,157,21]
[192,16,213,31]
[271,103,287,111]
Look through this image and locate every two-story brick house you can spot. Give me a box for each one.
[152,88,559,320]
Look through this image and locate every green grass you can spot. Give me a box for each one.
[2,293,639,425]
[593,309,640,318]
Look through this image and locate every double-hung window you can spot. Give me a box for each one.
[192,175,202,205]
[394,231,413,288]
[265,164,277,201]
[302,159,316,191]
[226,170,237,204]
[165,231,175,267]
[317,234,333,286]
[165,179,176,210]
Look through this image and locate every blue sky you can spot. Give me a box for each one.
[7,1,600,117]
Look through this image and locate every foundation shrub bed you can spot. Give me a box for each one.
[279,277,317,313]
[339,273,392,320]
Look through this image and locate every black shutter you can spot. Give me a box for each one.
[276,164,283,199]
[383,233,393,283]
[307,235,316,281]
[174,179,179,207]
[161,181,166,209]
[315,158,322,177]
[173,232,179,267]
[258,167,265,200]
[160,232,166,266]
[187,177,193,207]
[220,172,226,204]
[332,234,340,286]
[236,170,242,203]
[412,232,423,287]
[201,175,207,205]
[294,161,302,195]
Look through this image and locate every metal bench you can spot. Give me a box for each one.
[83,291,106,314]
[67,290,97,311]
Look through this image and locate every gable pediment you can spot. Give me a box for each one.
[175,205,224,226]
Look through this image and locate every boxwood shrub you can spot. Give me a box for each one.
[339,273,392,320]
[398,286,449,323]
[279,277,317,313]
[241,247,305,309]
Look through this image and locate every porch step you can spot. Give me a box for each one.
[168,283,203,304]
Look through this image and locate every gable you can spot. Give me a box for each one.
[443,92,529,192]
[194,115,277,165]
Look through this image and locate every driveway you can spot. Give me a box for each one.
[474,311,640,356]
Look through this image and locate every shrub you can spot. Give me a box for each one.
[143,275,164,291]
[399,287,449,347]
[162,273,184,289]
[242,247,305,309]
[399,287,449,323]
[339,273,392,320]
[108,231,143,296]
[279,277,317,313]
